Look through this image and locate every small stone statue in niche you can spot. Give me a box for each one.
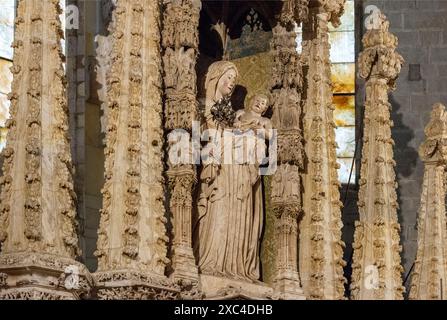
[194,61,265,283]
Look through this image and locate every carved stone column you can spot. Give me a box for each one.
[0,0,93,299]
[300,0,347,300]
[409,103,447,300]
[96,0,117,142]
[269,0,308,300]
[94,0,178,300]
[161,0,201,296]
[350,14,405,300]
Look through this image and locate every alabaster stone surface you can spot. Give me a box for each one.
[299,0,347,300]
[268,1,308,298]
[93,0,178,299]
[161,0,201,296]
[0,0,426,302]
[0,0,93,300]
[409,103,447,300]
[350,13,405,300]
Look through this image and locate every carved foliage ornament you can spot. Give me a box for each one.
[269,8,305,296]
[97,0,168,274]
[279,0,310,25]
[358,14,404,88]
[317,0,346,28]
[168,170,196,208]
[0,0,79,257]
[299,5,346,299]
[162,0,201,49]
[409,103,447,300]
[350,14,404,300]
[162,1,201,130]
[0,252,94,299]
[419,103,447,163]
[94,270,179,300]
[270,25,303,90]
[161,0,200,287]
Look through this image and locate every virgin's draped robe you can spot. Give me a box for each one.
[194,134,263,282]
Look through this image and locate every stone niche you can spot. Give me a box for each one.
[192,1,288,299]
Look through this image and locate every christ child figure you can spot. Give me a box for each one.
[234,93,272,135]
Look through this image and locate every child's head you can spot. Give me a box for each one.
[247,93,269,115]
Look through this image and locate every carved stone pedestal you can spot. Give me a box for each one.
[200,275,274,300]
[0,252,93,300]
[273,270,306,300]
[167,168,199,288]
[171,245,198,278]
[94,270,180,300]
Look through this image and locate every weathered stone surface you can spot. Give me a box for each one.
[0,0,92,300]
[161,0,201,296]
[268,2,307,299]
[93,0,176,299]
[300,0,347,300]
[409,103,447,300]
[351,13,405,300]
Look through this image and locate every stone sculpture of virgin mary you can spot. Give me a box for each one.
[193,61,263,282]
